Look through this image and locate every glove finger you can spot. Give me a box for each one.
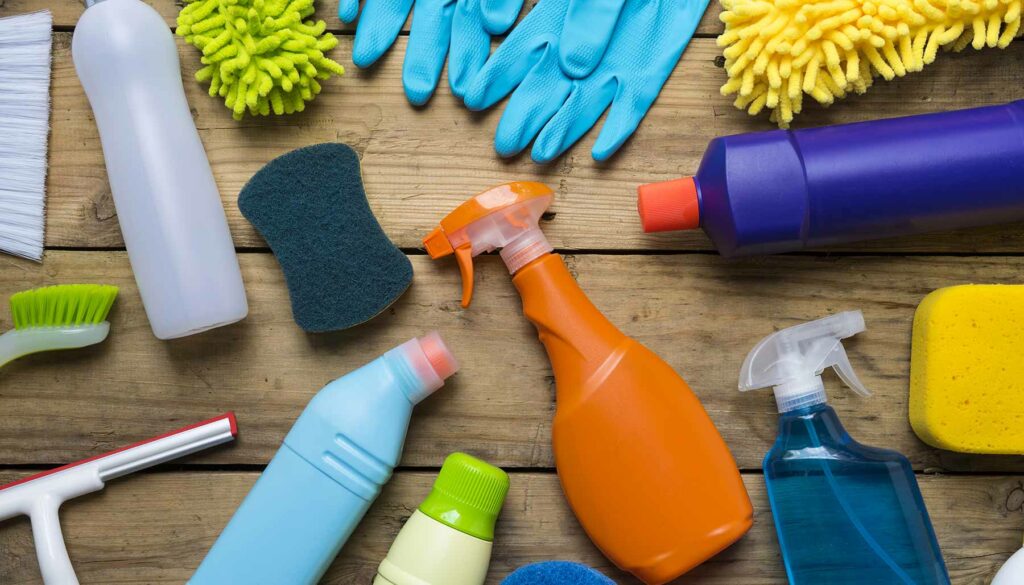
[592,86,658,162]
[449,1,490,99]
[463,27,550,111]
[338,0,360,24]
[494,51,572,157]
[480,0,525,34]
[532,76,616,163]
[464,0,569,109]
[559,0,625,78]
[404,0,457,105]
[352,0,413,69]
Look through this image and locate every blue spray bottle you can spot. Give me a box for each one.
[739,311,949,585]
[191,332,459,584]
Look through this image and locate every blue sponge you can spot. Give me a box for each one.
[502,562,615,584]
[238,143,413,332]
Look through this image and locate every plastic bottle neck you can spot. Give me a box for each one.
[500,228,553,275]
[776,403,851,450]
[385,334,458,405]
[779,401,832,419]
[773,375,828,413]
[511,255,626,404]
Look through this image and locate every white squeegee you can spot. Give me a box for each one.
[0,413,237,584]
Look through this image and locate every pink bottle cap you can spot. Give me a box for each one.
[400,332,460,404]
[418,331,459,381]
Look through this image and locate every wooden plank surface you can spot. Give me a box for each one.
[0,471,1019,585]
[30,0,726,36]
[47,33,1024,252]
[6,0,1024,582]
[3,251,1024,473]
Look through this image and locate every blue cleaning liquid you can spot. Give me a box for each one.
[765,404,949,585]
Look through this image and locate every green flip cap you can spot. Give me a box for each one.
[419,452,510,542]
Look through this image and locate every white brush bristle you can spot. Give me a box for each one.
[0,10,51,262]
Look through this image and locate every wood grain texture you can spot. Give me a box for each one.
[0,470,1018,585]
[34,0,726,36]
[46,32,1024,252]
[9,2,1024,581]
[3,251,1024,473]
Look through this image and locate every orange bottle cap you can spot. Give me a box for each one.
[637,177,700,233]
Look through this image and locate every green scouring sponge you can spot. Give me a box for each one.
[238,143,413,332]
[176,0,345,120]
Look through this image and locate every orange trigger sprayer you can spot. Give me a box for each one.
[424,182,753,585]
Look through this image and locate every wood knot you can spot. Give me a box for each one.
[93,190,117,221]
[1005,482,1024,512]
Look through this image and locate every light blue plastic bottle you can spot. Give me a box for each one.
[190,332,459,585]
[739,311,949,585]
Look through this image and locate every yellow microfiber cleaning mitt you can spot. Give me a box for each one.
[719,0,1023,127]
[177,0,345,120]
[910,284,1024,454]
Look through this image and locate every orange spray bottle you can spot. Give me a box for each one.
[424,182,753,584]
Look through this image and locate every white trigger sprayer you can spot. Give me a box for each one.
[739,311,870,412]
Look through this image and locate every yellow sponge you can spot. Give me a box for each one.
[910,284,1024,453]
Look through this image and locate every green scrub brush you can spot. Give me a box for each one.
[0,284,118,368]
[176,0,345,120]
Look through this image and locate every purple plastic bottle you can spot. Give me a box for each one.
[637,101,1024,257]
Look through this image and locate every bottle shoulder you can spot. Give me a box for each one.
[766,436,909,466]
[768,407,911,467]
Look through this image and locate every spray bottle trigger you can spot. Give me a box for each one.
[825,342,871,397]
[455,245,474,308]
[423,227,475,307]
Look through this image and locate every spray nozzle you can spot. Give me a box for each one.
[739,310,870,412]
[423,182,554,308]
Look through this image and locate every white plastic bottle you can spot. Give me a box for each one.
[994,544,1024,584]
[375,452,509,585]
[71,0,247,339]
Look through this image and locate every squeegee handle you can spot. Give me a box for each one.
[30,496,79,585]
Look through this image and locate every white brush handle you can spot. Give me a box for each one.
[0,325,110,368]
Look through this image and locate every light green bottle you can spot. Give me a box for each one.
[375,453,509,585]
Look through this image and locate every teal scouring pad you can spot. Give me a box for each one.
[502,562,616,584]
[238,143,413,332]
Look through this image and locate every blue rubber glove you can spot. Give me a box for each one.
[464,0,708,162]
[338,0,525,105]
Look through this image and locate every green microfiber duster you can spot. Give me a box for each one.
[238,143,413,332]
[176,0,345,120]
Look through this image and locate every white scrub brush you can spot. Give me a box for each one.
[0,10,52,261]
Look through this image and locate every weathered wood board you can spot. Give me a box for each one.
[4,0,1024,582]
[1,471,1020,584]
[27,0,724,36]
[1,251,1023,474]
[45,32,1024,252]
